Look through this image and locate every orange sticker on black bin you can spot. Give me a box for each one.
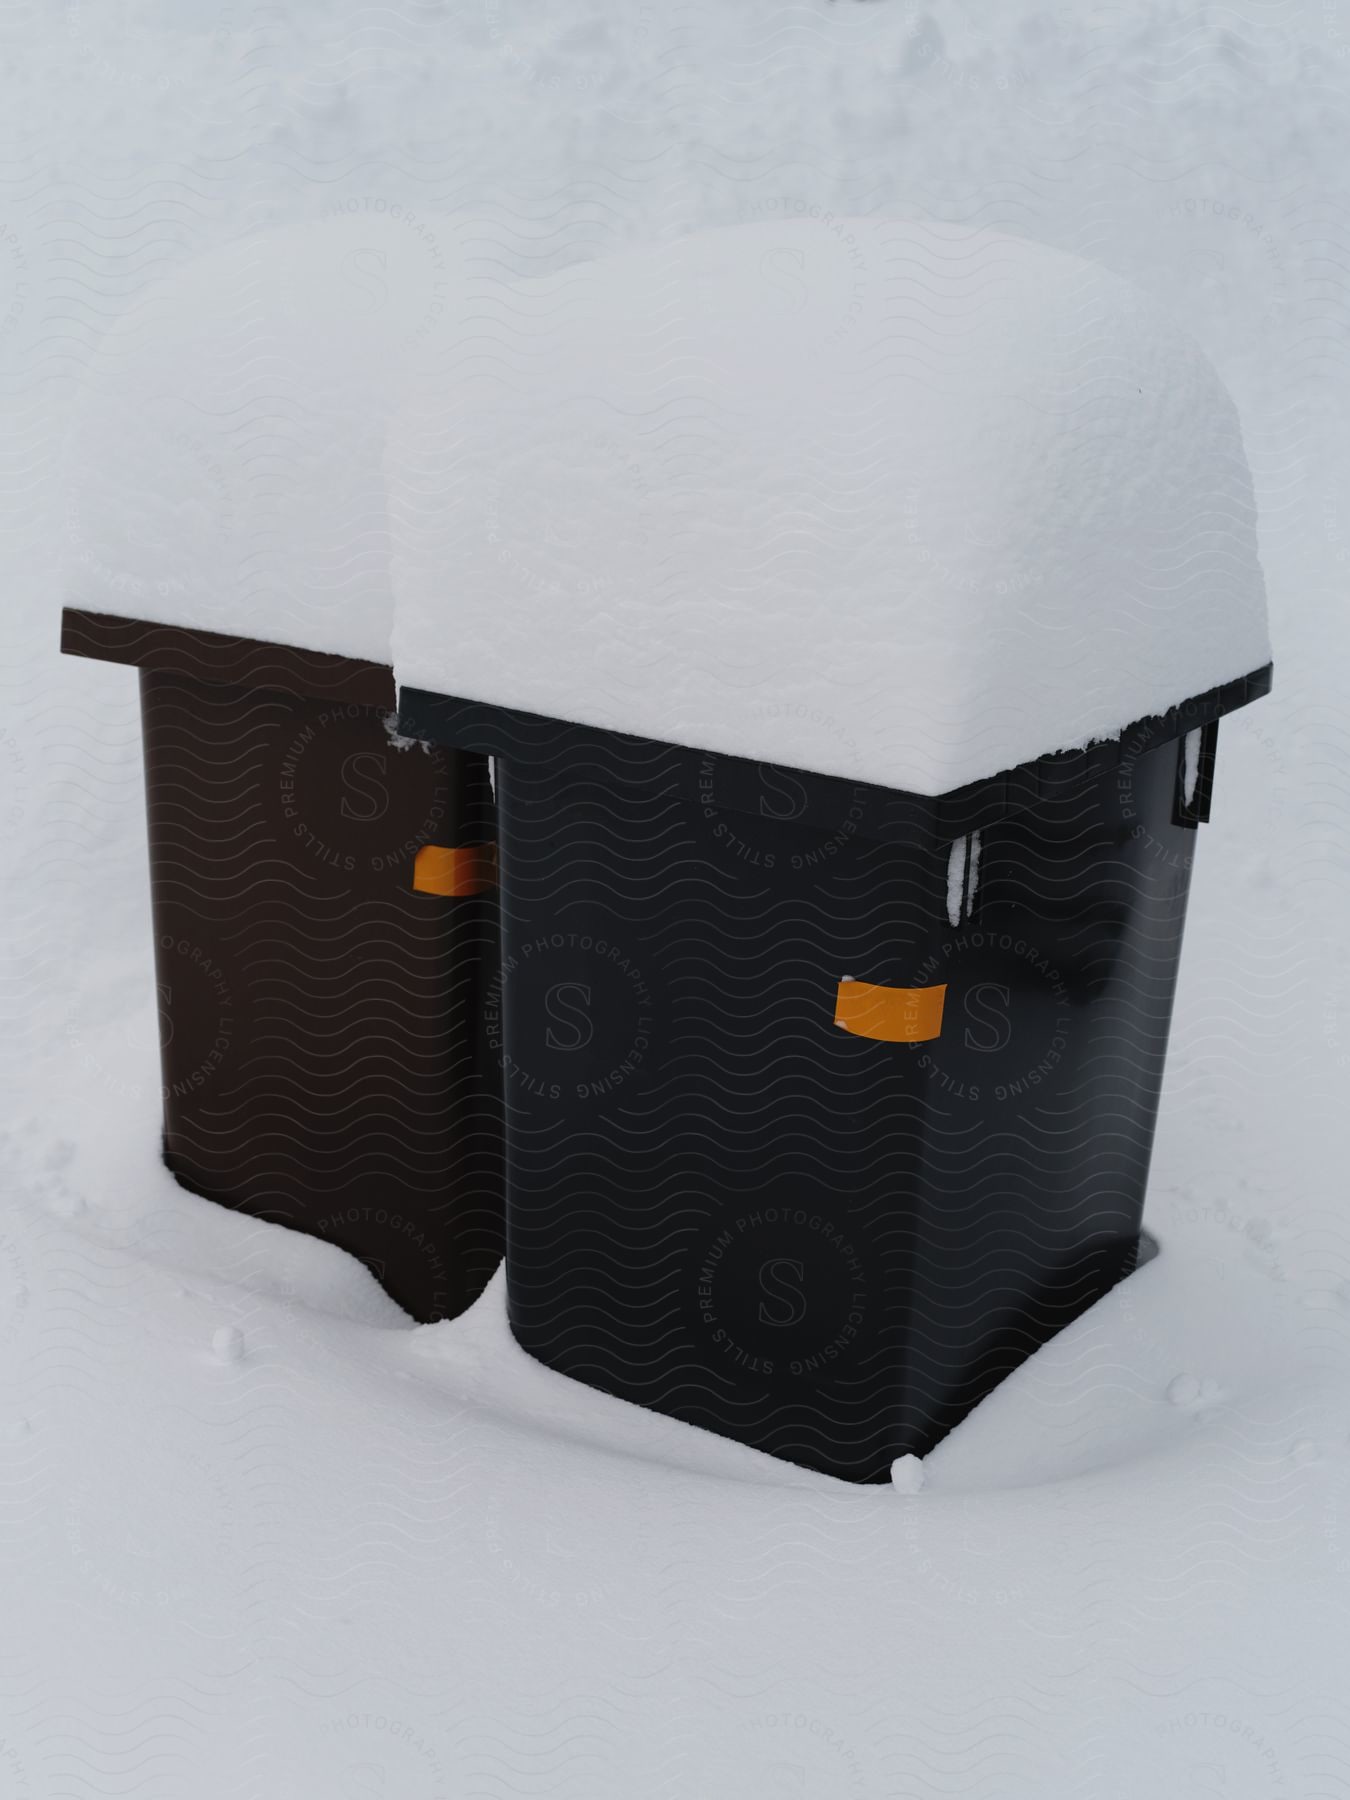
[412,844,498,897]
[834,980,946,1043]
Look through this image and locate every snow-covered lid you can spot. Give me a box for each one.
[63,212,465,667]
[389,220,1270,795]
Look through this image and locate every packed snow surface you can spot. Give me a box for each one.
[3,1095,1346,1799]
[391,219,1270,792]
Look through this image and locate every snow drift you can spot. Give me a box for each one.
[389,219,1271,793]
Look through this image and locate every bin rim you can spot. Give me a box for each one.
[397,662,1272,842]
[59,607,395,709]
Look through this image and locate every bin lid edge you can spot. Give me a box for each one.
[59,608,396,709]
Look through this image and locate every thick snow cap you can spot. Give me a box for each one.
[390,220,1270,795]
[64,210,462,665]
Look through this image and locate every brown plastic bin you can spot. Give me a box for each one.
[61,608,502,1322]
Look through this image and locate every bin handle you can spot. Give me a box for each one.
[412,844,498,896]
[1173,719,1219,829]
[834,980,946,1043]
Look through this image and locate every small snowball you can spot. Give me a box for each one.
[0,1419,30,1444]
[212,1325,246,1364]
[1167,1373,1202,1407]
[1291,1438,1320,1466]
[890,1454,925,1495]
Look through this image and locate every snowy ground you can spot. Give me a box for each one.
[4,2,1350,1794]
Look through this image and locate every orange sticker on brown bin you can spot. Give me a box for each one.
[412,843,498,897]
[834,979,946,1043]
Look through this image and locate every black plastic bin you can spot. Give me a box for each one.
[400,664,1271,1482]
[62,609,502,1322]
